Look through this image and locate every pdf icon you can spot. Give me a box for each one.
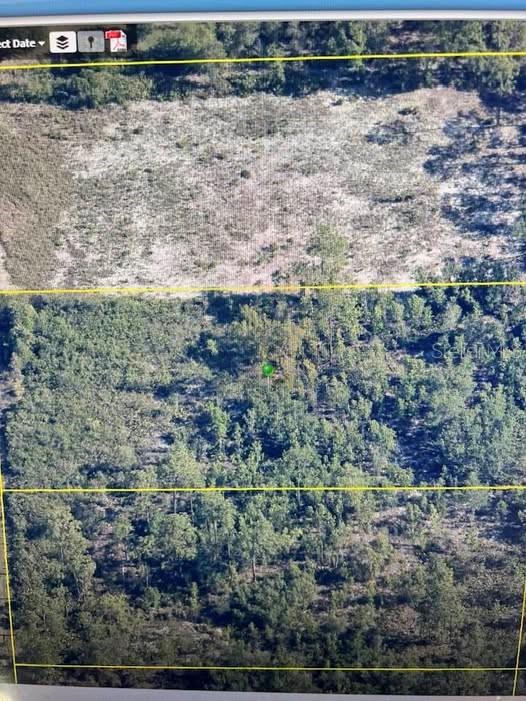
[105,29,127,52]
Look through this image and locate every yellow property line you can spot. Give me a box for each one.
[1,49,526,72]
[5,484,526,494]
[15,662,521,673]
[1,279,526,297]
[0,475,18,683]
[513,579,526,695]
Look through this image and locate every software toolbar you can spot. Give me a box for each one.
[0,25,133,55]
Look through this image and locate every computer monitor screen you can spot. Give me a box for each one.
[0,15,524,698]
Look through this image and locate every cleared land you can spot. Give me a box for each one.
[0,86,524,290]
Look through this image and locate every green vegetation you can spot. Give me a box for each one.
[0,19,525,695]
[0,21,525,108]
[4,267,526,491]
[1,270,524,693]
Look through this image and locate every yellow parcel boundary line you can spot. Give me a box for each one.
[4,484,526,494]
[11,491,526,687]
[14,662,523,673]
[1,279,526,297]
[1,49,526,72]
[8,486,526,684]
[0,473,17,683]
[0,46,522,685]
[0,53,524,296]
[513,578,526,695]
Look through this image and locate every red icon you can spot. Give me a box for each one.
[104,29,127,52]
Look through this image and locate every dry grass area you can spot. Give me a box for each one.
[0,86,524,289]
[0,108,72,288]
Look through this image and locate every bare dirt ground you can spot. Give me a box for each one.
[0,86,524,290]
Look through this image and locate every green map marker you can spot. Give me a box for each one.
[262,362,275,378]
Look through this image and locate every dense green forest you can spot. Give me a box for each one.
[5,264,526,491]
[1,265,525,693]
[0,20,525,108]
